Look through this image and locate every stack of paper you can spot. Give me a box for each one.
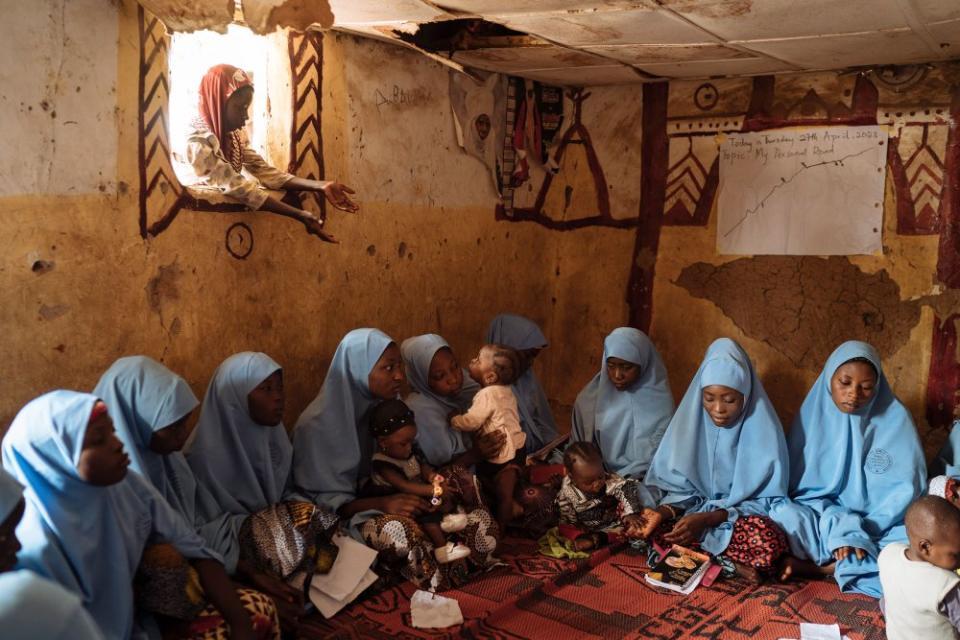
[778,622,852,640]
[410,590,464,629]
[309,534,379,618]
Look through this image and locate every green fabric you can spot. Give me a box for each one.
[538,527,589,559]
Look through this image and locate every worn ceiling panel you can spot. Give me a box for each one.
[433,1,652,16]
[244,0,333,33]
[517,65,648,85]
[452,45,613,72]
[910,0,960,24]
[583,43,753,64]
[925,19,960,53]
[138,0,235,32]
[635,56,797,77]
[327,0,450,25]
[496,7,713,46]
[742,30,943,69]
[661,0,910,41]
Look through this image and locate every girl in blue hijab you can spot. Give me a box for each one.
[644,338,790,579]
[93,357,240,571]
[571,327,674,479]
[2,391,257,640]
[486,313,560,453]
[400,334,479,466]
[931,418,960,478]
[771,341,926,597]
[187,352,337,629]
[292,328,499,591]
[0,467,104,639]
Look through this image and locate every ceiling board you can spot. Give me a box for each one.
[433,1,652,16]
[660,0,910,40]
[741,30,944,69]
[516,65,648,85]
[328,0,450,25]
[584,43,754,64]
[635,56,797,77]
[452,45,613,72]
[497,8,712,46]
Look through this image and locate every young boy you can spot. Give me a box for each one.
[878,495,960,640]
[557,442,661,551]
[449,344,526,529]
[369,399,472,564]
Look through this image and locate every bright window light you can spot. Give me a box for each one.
[169,24,271,184]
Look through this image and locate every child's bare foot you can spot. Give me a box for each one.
[776,555,834,582]
[574,537,596,552]
[732,561,763,584]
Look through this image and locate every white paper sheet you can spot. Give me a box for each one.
[410,590,464,629]
[310,534,379,602]
[717,126,887,256]
[309,568,379,619]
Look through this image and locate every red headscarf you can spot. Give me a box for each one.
[196,64,253,172]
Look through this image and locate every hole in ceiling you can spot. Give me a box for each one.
[396,19,534,54]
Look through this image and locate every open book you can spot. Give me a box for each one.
[644,545,712,595]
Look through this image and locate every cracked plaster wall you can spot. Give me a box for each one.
[0,0,953,457]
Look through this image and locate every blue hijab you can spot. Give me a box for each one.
[931,419,960,478]
[3,391,215,640]
[401,334,479,466]
[292,329,394,511]
[645,338,789,554]
[0,466,23,523]
[486,313,559,452]
[187,353,290,530]
[786,341,925,554]
[0,468,104,639]
[94,356,241,572]
[571,327,674,478]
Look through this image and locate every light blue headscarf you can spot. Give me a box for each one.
[187,353,290,532]
[3,391,216,640]
[486,313,559,452]
[931,419,960,478]
[571,327,674,479]
[644,338,789,555]
[291,329,394,511]
[775,341,925,596]
[94,356,241,572]
[401,334,479,466]
[0,468,104,639]
[0,570,105,640]
[0,467,23,523]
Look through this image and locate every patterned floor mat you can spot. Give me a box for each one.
[301,538,884,640]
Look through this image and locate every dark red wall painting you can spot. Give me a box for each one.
[136,7,326,243]
[287,30,326,222]
[496,88,635,231]
[627,82,668,332]
[936,86,960,289]
[927,314,960,431]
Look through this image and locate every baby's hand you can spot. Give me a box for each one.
[447,410,460,424]
[623,509,662,539]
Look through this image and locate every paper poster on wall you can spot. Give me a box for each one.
[717,126,887,255]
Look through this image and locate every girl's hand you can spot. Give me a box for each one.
[302,214,338,243]
[623,509,662,539]
[833,545,867,562]
[475,430,507,460]
[322,182,359,212]
[662,513,713,546]
[381,494,428,518]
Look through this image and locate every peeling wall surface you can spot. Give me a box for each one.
[0,0,118,196]
[1,0,958,465]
